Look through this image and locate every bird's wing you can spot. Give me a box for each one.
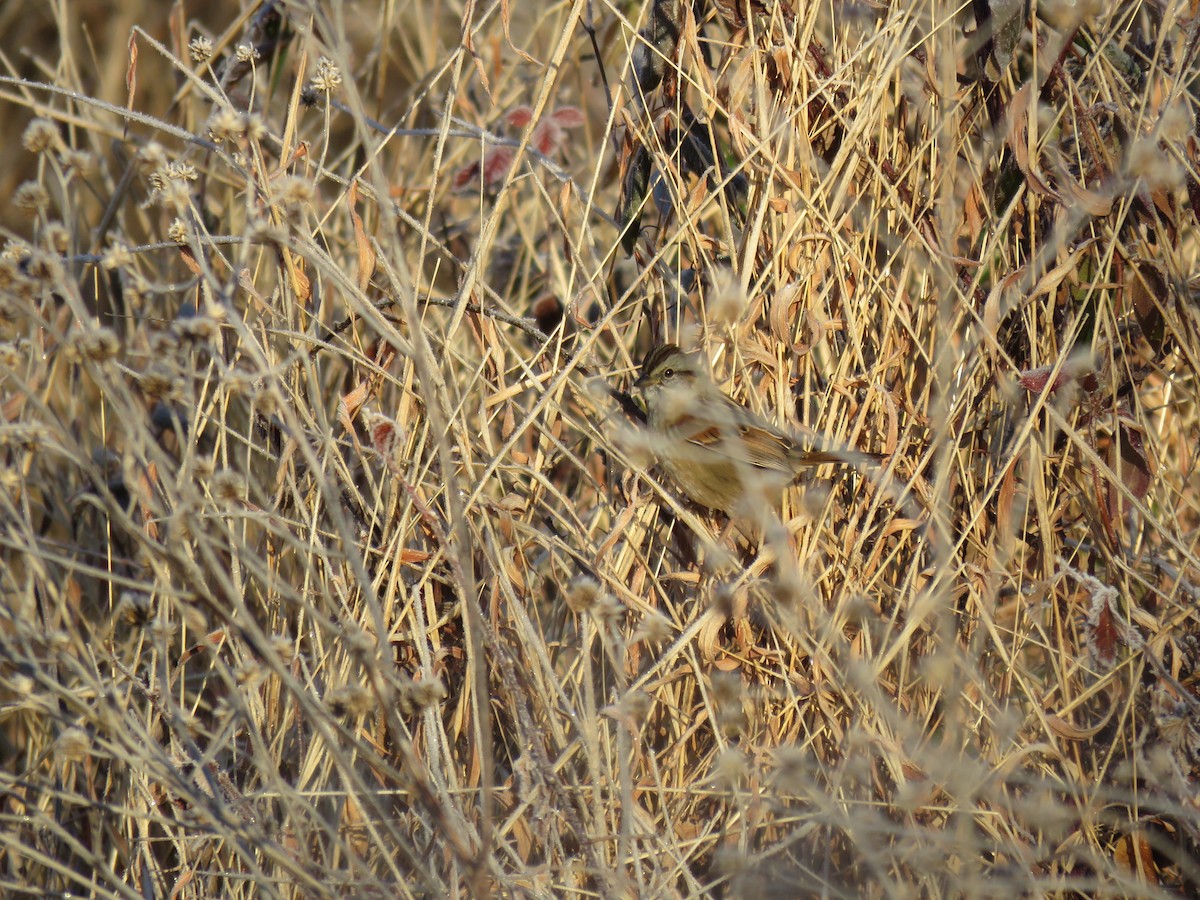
[667,409,796,471]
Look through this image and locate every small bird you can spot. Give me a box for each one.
[634,344,881,514]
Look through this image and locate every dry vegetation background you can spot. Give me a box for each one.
[2,0,1200,896]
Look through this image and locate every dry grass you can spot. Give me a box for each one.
[2,0,1200,896]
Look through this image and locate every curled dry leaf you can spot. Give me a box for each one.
[1015,356,1097,395]
[1005,82,1059,200]
[337,381,371,435]
[1106,409,1155,520]
[1126,259,1169,356]
[1055,171,1115,217]
[769,282,805,346]
[347,180,376,293]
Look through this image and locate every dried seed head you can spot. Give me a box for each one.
[189,35,214,62]
[61,149,96,177]
[590,592,625,626]
[327,685,374,718]
[167,218,189,244]
[770,746,812,794]
[22,119,63,155]
[0,259,24,302]
[209,469,246,503]
[275,174,316,209]
[3,423,49,451]
[617,689,651,722]
[2,240,30,262]
[22,250,64,285]
[405,677,448,713]
[222,368,262,396]
[710,671,748,736]
[243,113,267,141]
[116,591,153,627]
[42,223,70,254]
[207,108,244,143]
[309,57,343,94]
[191,456,214,481]
[708,266,747,326]
[137,142,168,170]
[138,362,176,398]
[564,575,602,613]
[247,213,289,244]
[148,615,176,643]
[267,634,296,664]
[250,383,281,416]
[1127,138,1184,190]
[710,748,749,788]
[13,182,50,219]
[149,330,182,356]
[54,727,91,764]
[176,314,221,342]
[168,502,197,545]
[341,622,376,657]
[46,629,70,653]
[69,326,121,364]
[1159,100,1194,143]
[631,608,673,644]
[236,658,265,687]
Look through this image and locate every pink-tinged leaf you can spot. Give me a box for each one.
[550,106,585,128]
[1085,592,1121,671]
[506,106,533,128]
[370,419,397,457]
[532,120,561,156]
[481,147,517,188]
[1016,365,1055,393]
[451,161,481,193]
[1016,359,1095,395]
[368,413,405,476]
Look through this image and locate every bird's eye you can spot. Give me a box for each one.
[661,368,675,379]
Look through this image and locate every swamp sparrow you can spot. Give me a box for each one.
[634,344,882,514]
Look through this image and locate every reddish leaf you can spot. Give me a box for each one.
[178,245,202,276]
[368,413,404,476]
[506,106,534,128]
[451,161,481,192]
[1016,365,1055,394]
[532,121,561,156]
[481,147,517,188]
[457,106,584,193]
[550,106,585,128]
[1086,594,1121,670]
[1016,359,1094,395]
[370,418,398,458]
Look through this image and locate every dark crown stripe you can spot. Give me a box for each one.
[640,343,682,374]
